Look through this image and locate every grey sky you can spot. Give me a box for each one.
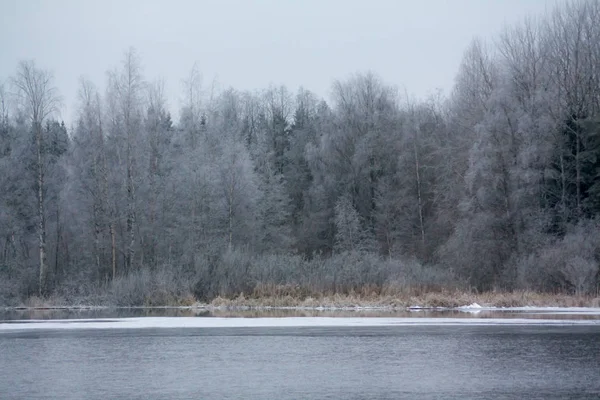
[1,0,559,125]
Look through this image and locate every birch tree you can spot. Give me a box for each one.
[11,61,61,295]
[142,80,172,269]
[74,78,114,280]
[107,48,144,272]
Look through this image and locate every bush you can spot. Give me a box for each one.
[515,220,600,295]
[189,248,459,301]
[109,266,195,306]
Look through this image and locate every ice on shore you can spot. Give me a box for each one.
[455,305,600,314]
[1,316,599,331]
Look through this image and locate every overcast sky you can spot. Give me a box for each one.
[1,0,560,125]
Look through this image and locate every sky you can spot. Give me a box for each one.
[1,0,560,125]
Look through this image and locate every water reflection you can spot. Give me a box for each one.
[1,307,600,321]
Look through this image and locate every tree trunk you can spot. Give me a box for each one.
[36,123,47,296]
[93,158,101,278]
[111,222,116,280]
[98,118,113,280]
[560,153,567,230]
[126,138,135,271]
[191,197,196,267]
[228,171,234,250]
[55,203,60,285]
[575,123,582,218]
[413,132,426,257]
[148,144,158,270]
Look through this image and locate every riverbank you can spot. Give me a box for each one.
[8,288,600,311]
[208,290,600,309]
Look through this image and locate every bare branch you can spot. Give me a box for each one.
[11,60,62,124]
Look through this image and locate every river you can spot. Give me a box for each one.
[1,310,599,399]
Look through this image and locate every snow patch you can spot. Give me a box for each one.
[459,303,483,309]
[457,303,485,314]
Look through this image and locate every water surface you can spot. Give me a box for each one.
[1,316,599,399]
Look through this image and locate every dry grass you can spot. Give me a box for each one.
[207,284,600,309]
[141,290,197,307]
[21,295,68,309]
[17,284,600,310]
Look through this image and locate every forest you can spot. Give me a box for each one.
[0,0,599,306]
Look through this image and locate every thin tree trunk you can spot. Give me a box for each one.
[1,235,7,266]
[499,150,519,257]
[575,124,582,218]
[55,203,60,283]
[149,144,157,270]
[228,171,234,250]
[190,172,197,267]
[93,159,101,278]
[228,197,233,250]
[111,223,116,280]
[413,133,426,256]
[98,117,113,280]
[126,137,135,271]
[369,154,377,231]
[36,123,47,296]
[560,153,567,229]
[9,233,16,279]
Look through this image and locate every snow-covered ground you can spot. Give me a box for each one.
[453,303,600,314]
[1,315,600,331]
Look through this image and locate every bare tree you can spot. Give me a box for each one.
[0,81,8,129]
[144,79,170,269]
[181,63,204,147]
[76,78,115,280]
[330,72,397,229]
[107,48,145,272]
[11,60,61,296]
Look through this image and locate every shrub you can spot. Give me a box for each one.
[515,220,600,295]
[109,266,195,307]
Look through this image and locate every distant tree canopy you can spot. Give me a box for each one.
[0,1,599,304]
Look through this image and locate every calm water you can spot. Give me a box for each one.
[1,320,600,399]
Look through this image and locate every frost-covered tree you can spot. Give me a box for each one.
[11,61,62,295]
[106,48,145,272]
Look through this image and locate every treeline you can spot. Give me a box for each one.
[1,0,599,305]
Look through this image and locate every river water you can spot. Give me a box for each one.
[1,310,599,399]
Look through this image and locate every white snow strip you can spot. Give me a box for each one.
[453,306,600,314]
[500,306,600,314]
[1,316,599,331]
